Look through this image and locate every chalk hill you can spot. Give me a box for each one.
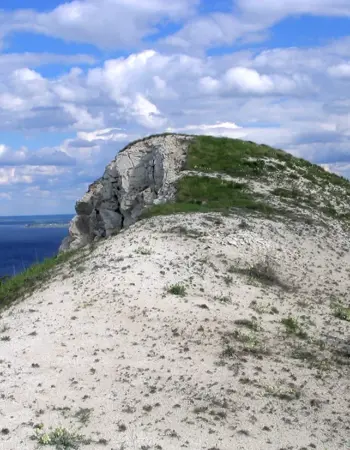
[1,134,350,450]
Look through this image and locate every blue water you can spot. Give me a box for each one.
[0,215,73,277]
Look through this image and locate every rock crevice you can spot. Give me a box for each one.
[60,134,191,252]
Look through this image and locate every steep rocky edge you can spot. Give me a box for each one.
[59,134,191,251]
[60,133,350,252]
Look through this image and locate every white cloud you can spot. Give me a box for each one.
[62,103,105,130]
[1,0,198,49]
[163,0,350,52]
[0,93,27,111]
[0,53,95,74]
[225,67,275,94]
[78,128,129,142]
[328,63,350,78]
[0,167,33,185]
[168,122,242,132]
[24,186,51,198]
[238,0,350,19]
[199,67,312,96]
[171,122,298,148]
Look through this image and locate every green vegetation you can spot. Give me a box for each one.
[221,329,267,357]
[281,317,308,339]
[3,134,350,311]
[145,176,276,217]
[186,135,293,177]
[168,283,186,297]
[264,385,301,401]
[142,135,350,224]
[333,305,350,322]
[234,256,290,291]
[0,250,77,311]
[32,426,87,449]
[234,318,261,332]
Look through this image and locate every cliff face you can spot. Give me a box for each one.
[60,134,192,251]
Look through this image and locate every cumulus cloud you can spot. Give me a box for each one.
[0,167,33,185]
[0,0,349,55]
[0,52,181,131]
[328,63,350,78]
[0,48,321,136]
[200,67,312,96]
[0,0,199,49]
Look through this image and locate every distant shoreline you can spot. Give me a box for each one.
[24,223,70,229]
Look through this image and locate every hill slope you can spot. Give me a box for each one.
[60,134,350,252]
[1,135,350,450]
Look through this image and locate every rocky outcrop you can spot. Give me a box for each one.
[60,134,192,252]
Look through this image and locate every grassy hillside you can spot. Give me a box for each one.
[0,248,89,311]
[146,135,350,225]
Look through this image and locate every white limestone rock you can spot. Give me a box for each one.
[60,134,192,252]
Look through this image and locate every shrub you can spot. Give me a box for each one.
[168,284,186,297]
[281,317,308,339]
[33,426,86,449]
[333,305,350,322]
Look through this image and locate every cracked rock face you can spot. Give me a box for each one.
[60,134,192,252]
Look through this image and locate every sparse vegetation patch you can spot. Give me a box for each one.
[281,317,308,339]
[32,425,87,449]
[0,250,79,310]
[168,284,186,297]
[333,305,350,322]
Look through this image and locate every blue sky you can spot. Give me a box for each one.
[0,0,350,215]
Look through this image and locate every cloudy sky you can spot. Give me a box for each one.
[0,0,350,215]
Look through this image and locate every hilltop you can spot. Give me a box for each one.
[0,134,350,450]
[60,134,350,252]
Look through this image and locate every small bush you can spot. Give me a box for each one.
[234,318,260,331]
[168,284,186,297]
[33,426,86,449]
[135,247,152,255]
[240,255,290,290]
[281,317,308,339]
[238,219,250,230]
[333,305,350,322]
[221,345,235,358]
[74,408,92,425]
[222,330,268,356]
[264,385,301,401]
[249,257,283,286]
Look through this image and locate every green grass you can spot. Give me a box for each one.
[140,135,350,224]
[186,135,293,177]
[144,176,276,217]
[0,250,77,310]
